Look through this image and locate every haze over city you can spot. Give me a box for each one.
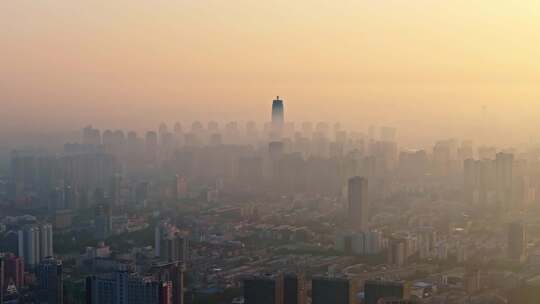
[2,1,540,304]
[3,1,540,146]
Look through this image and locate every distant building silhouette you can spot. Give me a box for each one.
[311,276,356,304]
[283,273,305,304]
[36,257,63,304]
[86,270,171,304]
[348,176,369,231]
[364,280,409,304]
[508,221,526,262]
[244,274,284,304]
[271,96,284,127]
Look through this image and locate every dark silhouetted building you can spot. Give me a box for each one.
[348,176,369,231]
[311,277,356,304]
[364,280,409,304]
[508,221,526,261]
[283,273,305,304]
[244,274,284,304]
[149,262,185,304]
[36,257,63,304]
[271,96,284,127]
[86,271,171,304]
[94,203,113,239]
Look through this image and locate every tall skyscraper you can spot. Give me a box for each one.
[311,277,356,304]
[36,257,63,304]
[18,226,39,267]
[155,223,189,263]
[283,273,305,304]
[94,203,113,239]
[172,175,188,200]
[40,224,54,260]
[348,176,369,231]
[149,262,185,304]
[387,238,407,267]
[244,274,284,304]
[272,96,284,127]
[86,271,171,304]
[160,236,189,263]
[18,224,54,268]
[508,221,526,262]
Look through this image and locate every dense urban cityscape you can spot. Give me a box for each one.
[1,96,540,303]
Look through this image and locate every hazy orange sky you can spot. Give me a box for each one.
[2,1,540,145]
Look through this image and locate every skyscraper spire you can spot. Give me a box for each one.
[271,96,284,127]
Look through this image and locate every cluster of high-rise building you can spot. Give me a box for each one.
[155,222,190,263]
[464,152,533,210]
[14,223,54,268]
[86,261,185,304]
[3,96,540,303]
[242,274,410,304]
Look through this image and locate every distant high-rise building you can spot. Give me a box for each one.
[173,123,183,147]
[495,152,514,209]
[135,181,149,204]
[301,122,313,137]
[39,224,54,260]
[109,174,122,206]
[86,271,171,304]
[36,257,63,304]
[269,141,284,159]
[272,96,284,127]
[283,273,305,304]
[209,133,222,146]
[348,177,369,231]
[508,221,526,261]
[191,121,204,133]
[82,126,102,146]
[160,236,189,263]
[18,224,53,268]
[311,277,356,304]
[464,267,481,293]
[10,151,37,199]
[172,175,188,200]
[244,274,284,304]
[94,203,113,239]
[237,157,263,187]
[146,131,159,163]
[159,122,169,135]
[102,129,115,148]
[18,226,39,267]
[2,253,24,290]
[364,280,409,304]
[155,223,189,263]
[387,238,407,267]
[246,121,258,137]
[149,261,185,304]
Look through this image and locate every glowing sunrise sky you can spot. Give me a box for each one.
[2,0,540,145]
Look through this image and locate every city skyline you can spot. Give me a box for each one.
[3,1,540,145]
[3,1,540,303]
